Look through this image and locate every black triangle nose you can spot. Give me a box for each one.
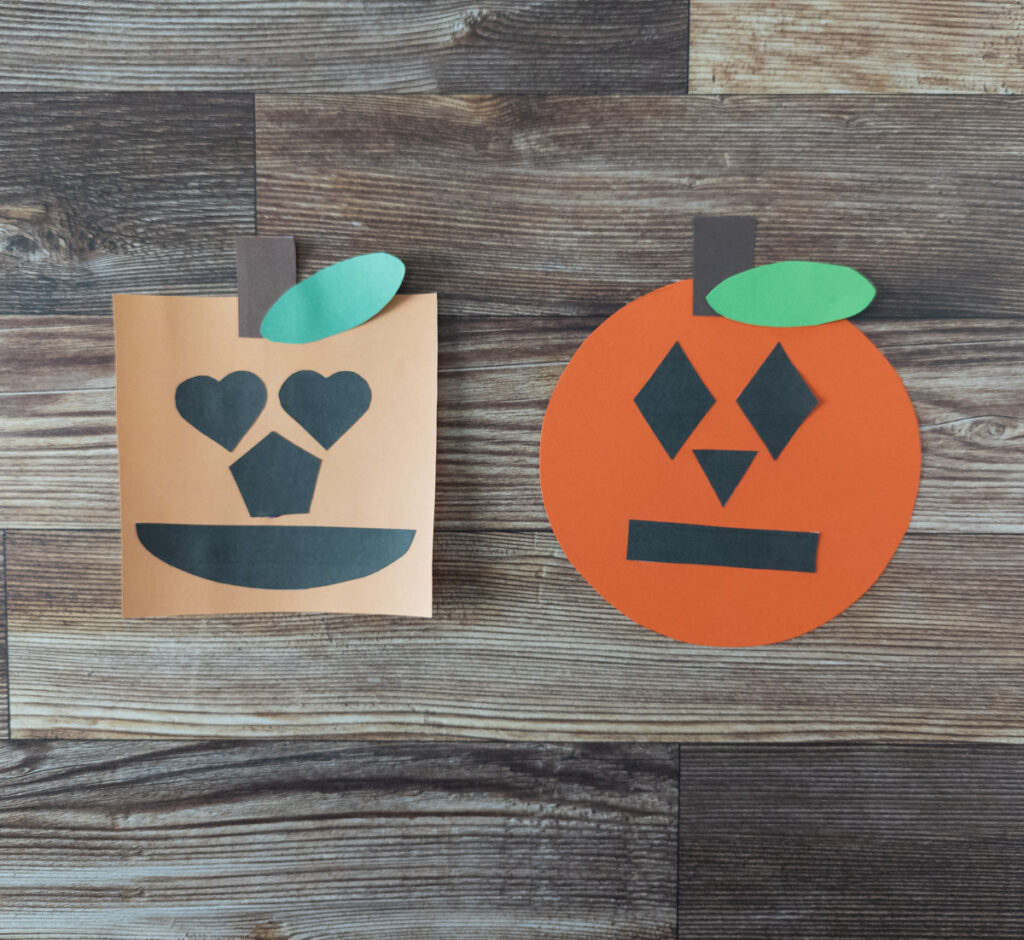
[694,449,757,506]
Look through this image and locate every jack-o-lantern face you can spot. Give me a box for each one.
[540,279,920,646]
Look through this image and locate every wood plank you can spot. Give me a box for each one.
[0,316,114,394]
[0,2,687,93]
[690,1,1024,94]
[0,94,254,315]
[256,95,1024,320]
[6,529,1022,739]
[0,740,677,937]
[0,315,1019,534]
[678,745,1024,937]
[0,532,7,737]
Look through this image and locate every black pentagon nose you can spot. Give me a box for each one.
[229,432,322,517]
[635,343,715,458]
[737,343,818,459]
[694,449,757,506]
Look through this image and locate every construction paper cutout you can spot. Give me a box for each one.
[693,216,757,316]
[175,371,267,451]
[706,261,876,328]
[627,520,818,572]
[230,431,322,517]
[634,343,714,458]
[114,293,437,618]
[737,343,819,459]
[693,449,757,506]
[279,370,372,450]
[136,524,415,590]
[539,277,920,647]
[236,236,296,338]
[260,252,406,344]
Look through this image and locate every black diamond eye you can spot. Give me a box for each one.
[635,343,715,458]
[737,343,818,459]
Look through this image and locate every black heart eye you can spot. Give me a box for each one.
[175,371,267,451]
[737,343,818,458]
[634,343,715,458]
[279,370,372,449]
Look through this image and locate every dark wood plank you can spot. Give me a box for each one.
[6,529,1022,739]
[256,95,1024,320]
[0,532,7,738]
[0,2,687,93]
[0,740,677,937]
[0,94,254,315]
[690,1,1024,93]
[678,745,1024,938]
[0,315,1018,534]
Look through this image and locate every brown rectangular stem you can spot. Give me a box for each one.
[693,216,757,316]
[236,235,296,337]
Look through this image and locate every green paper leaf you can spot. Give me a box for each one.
[260,252,405,343]
[705,261,876,328]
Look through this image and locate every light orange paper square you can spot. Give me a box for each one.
[114,293,437,618]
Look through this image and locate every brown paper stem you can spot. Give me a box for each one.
[236,235,296,337]
[693,216,757,316]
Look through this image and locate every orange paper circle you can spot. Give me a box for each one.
[540,280,920,646]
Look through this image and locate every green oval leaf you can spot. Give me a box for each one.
[260,252,405,343]
[705,261,875,328]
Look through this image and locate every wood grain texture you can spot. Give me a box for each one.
[678,745,1024,937]
[690,0,1024,94]
[0,740,676,938]
[0,1,687,93]
[0,315,1019,534]
[0,94,254,315]
[6,529,1022,739]
[0,533,7,736]
[256,94,1024,321]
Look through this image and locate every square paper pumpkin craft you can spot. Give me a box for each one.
[115,245,436,618]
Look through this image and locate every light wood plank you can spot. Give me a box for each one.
[679,745,1024,937]
[0,315,1018,534]
[0,740,676,938]
[6,529,1022,739]
[0,2,687,93]
[0,94,254,316]
[257,95,1024,320]
[0,316,113,394]
[690,1,1024,94]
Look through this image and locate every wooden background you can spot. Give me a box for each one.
[0,2,1021,936]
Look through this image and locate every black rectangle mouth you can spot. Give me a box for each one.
[627,520,818,573]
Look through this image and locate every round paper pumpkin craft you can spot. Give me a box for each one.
[539,262,920,646]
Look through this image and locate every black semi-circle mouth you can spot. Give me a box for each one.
[137,523,415,589]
